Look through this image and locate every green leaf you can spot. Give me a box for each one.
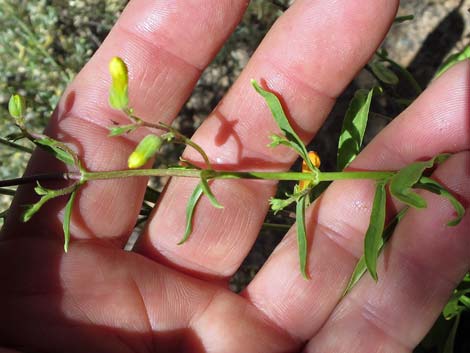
[269,196,294,214]
[337,88,374,170]
[179,182,204,245]
[251,80,316,172]
[200,171,223,209]
[63,190,77,252]
[22,183,78,223]
[415,176,465,226]
[364,181,387,281]
[443,279,470,319]
[344,256,367,296]
[435,45,470,79]
[343,207,408,296]
[296,194,309,279]
[23,193,53,222]
[269,187,311,215]
[370,61,399,85]
[108,124,137,136]
[35,136,76,166]
[390,154,449,208]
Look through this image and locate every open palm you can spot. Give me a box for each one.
[1,1,469,352]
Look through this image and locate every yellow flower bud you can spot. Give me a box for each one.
[109,57,128,90]
[127,134,163,169]
[108,57,129,110]
[299,151,321,191]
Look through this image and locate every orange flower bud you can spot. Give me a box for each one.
[299,151,321,191]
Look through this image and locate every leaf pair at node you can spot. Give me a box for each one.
[357,155,464,287]
[252,79,322,279]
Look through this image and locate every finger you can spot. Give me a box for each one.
[304,151,470,352]
[2,0,248,246]
[244,62,470,341]
[136,0,399,279]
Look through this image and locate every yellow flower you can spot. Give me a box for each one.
[299,151,321,191]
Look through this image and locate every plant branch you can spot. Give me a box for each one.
[82,168,394,183]
[0,168,395,188]
[0,137,33,153]
[0,172,77,188]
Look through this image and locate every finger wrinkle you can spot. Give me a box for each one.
[348,294,414,352]
[121,0,248,70]
[260,53,338,103]
[314,217,365,262]
[116,23,203,73]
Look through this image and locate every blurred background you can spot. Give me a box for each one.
[0,0,469,352]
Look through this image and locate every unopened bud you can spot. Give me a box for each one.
[128,134,163,169]
[108,57,129,110]
[8,94,26,120]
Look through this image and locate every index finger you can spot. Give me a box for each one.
[2,0,248,246]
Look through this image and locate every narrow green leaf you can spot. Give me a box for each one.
[337,88,374,170]
[343,207,408,296]
[35,137,76,166]
[415,176,465,226]
[179,182,204,245]
[460,295,470,309]
[296,194,309,279]
[364,181,387,281]
[200,172,223,209]
[370,61,399,85]
[435,45,470,79]
[443,290,470,319]
[22,195,51,222]
[252,80,316,171]
[63,190,77,252]
[343,256,367,296]
[269,197,294,214]
[108,124,137,137]
[390,154,449,208]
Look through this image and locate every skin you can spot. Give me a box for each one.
[1,0,469,352]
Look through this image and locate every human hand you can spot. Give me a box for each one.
[1,1,469,352]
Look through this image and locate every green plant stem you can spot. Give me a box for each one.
[0,169,395,188]
[154,122,212,169]
[0,172,72,188]
[0,137,33,153]
[0,188,17,196]
[82,168,394,182]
